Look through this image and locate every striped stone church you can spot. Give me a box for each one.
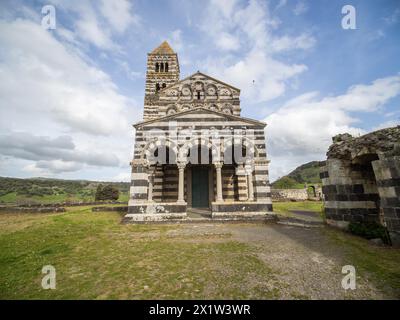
[124,41,273,222]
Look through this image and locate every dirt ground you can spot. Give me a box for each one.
[166,222,400,299]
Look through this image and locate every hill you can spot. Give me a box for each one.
[272,161,322,189]
[0,176,130,204]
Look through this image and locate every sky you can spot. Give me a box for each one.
[0,0,399,182]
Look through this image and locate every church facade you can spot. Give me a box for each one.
[124,41,273,222]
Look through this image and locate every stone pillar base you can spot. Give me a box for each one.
[124,202,187,223]
[211,201,273,217]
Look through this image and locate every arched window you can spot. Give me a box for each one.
[197,91,201,100]
[155,62,159,72]
[162,83,166,89]
[160,63,164,72]
[156,83,160,92]
[165,62,169,72]
[166,107,176,115]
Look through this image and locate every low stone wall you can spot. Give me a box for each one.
[0,206,66,213]
[92,206,128,212]
[271,189,308,201]
[14,201,127,208]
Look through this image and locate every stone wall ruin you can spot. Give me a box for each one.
[320,126,400,244]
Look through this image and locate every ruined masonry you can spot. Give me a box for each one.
[124,41,273,222]
[320,126,400,244]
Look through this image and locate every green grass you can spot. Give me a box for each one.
[0,192,129,205]
[272,201,324,220]
[326,228,400,294]
[0,207,278,299]
[273,201,323,214]
[1,205,399,299]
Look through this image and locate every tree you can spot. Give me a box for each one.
[95,184,119,201]
[272,176,298,189]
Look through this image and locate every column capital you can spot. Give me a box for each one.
[214,161,223,169]
[244,165,254,175]
[177,161,186,170]
[146,166,156,175]
[235,163,246,175]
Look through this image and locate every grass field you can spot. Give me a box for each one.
[0,203,399,299]
[273,201,323,213]
[0,207,278,299]
[0,192,130,204]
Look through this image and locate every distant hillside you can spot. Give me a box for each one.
[0,177,130,204]
[272,161,322,189]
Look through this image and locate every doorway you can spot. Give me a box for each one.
[191,166,209,208]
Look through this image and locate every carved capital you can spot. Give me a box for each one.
[177,161,186,170]
[214,161,223,169]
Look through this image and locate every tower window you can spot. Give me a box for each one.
[165,62,169,72]
[197,91,201,100]
[162,83,166,89]
[156,83,160,92]
[160,63,164,72]
[155,62,159,72]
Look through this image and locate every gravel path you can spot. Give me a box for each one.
[167,223,399,299]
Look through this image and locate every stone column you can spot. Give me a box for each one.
[245,163,254,201]
[215,162,223,202]
[147,168,155,202]
[177,162,186,204]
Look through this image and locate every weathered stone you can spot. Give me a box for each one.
[321,126,400,245]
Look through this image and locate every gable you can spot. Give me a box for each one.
[157,72,240,100]
[135,107,265,128]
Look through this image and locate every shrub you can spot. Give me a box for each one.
[272,176,301,189]
[348,221,391,245]
[95,184,119,201]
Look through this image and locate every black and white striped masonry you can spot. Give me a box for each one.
[320,126,400,246]
[125,41,273,223]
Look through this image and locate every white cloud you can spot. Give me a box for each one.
[271,33,316,52]
[0,19,138,136]
[265,75,400,181]
[0,17,139,176]
[49,0,139,51]
[372,119,400,131]
[168,29,184,52]
[383,8,400,25]
[110,172,131,182]
[100,0,140,34]
[116,60,142,80]
[293,1,308,16]
[74,9,117,50]
[275,0,287,11]
[217,32,240,51]
[0,132,120,168]
[206,49,307,102]
[201,0,315,103]
[36,160,83,174]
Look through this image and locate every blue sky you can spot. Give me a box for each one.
[0,0,399,182]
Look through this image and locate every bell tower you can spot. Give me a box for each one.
[143,41,180,120]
